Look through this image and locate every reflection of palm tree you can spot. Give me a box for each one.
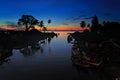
[40,46,44,53]
[48,37,51,44]
[20,47,32,57]
[67,35,72,43]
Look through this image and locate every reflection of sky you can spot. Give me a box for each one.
[0,0,120,28]
[2,31,72,70]
[11,31,72,63]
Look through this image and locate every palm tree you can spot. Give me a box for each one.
[42,27,47,33]
[87,24,90,27]
[39,20,44,31]
[92,15,99,27]
[80,21,86,29]
[48,19,51,24]
[18,15,39,31]
[47,19,51,27]
[91,15,99,31]
[103,21,106,26]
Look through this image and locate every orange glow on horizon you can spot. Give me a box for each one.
[0,25,25,31]
[0,25,89,31]
[46,25,89,31]
[0,26,16,30]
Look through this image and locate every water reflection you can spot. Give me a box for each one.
[18,34,57,57]
[0,32,57,64]
[0,31,119,80]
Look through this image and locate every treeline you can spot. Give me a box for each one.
[80,15,120,40]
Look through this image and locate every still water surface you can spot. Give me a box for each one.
[0,31,109,80]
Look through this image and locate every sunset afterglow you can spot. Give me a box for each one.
[0,0,120,31]
[0,25,89,31]
[46,25,89,31]
[0,0,120,80]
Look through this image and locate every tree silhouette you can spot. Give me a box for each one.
[91,15,99,31]
[103,21,106,26]
[39,20,44,31]
[92,15,99,26]
[18,15,39,31]
[42,27,47,33]
[80,21,86,29]
[38,19,51,32]
[87,24,90,27]
[47,19,51,28]
[48,19,51,24]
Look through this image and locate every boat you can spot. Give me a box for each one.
[71,44,102,68]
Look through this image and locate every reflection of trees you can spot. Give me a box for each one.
[48,37,51,44]
[0,30,57,58]
[67,35,73,43]
[19,34,57,57]
[20,46,33,57]
[19,43,44,57]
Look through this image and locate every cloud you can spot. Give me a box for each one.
[62,23,69,25]
[103,13,112,16]
[49,0,67,8]
[66,15,92,22]
[66,16,81,21]
[82,17,93,20]
[4,21,17,27]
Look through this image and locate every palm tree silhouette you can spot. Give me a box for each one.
[47,19,51,27]
[91,15,99,31]
[87,24,90,27]
[39,20,44,31]
[48,19,51,24]
[80,21,86,29]
[42,27,47,33]
[92,15,99,27]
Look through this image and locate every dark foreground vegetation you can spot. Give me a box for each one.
[68,15,120,80]
[0,29,57,48]
[0,29,57,65]
[0,14,57,66]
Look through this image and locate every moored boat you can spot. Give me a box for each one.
[71,44,102,68]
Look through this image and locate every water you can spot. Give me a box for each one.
[0,31,116,80]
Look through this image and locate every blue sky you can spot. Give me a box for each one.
[0,0,120,27]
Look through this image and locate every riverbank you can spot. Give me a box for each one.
[0,29,57,49]
[68,30,120,79]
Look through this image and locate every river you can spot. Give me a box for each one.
[0,31,112,80]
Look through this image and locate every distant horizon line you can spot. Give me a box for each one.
[0,29,83,32]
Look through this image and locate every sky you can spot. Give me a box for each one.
[0,0,120,30]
